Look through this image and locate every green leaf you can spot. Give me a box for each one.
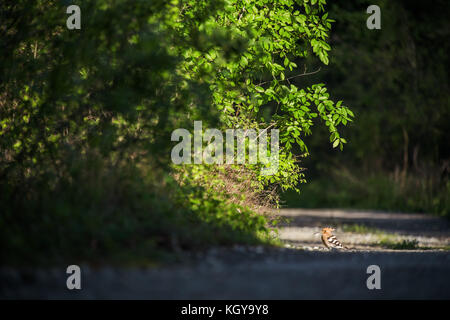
[332,139,340,148]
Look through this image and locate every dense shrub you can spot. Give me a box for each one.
[1,0,350,264]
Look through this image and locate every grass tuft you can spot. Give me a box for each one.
[379,238,420,250]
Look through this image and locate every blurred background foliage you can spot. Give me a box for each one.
[282,0,450,216]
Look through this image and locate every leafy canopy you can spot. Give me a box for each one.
[0,0,352,200]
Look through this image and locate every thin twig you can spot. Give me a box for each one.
[252,122,276,142]
[33,41,38,59]
[257,67,321,86]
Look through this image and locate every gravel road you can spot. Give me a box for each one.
[2,209,450,299]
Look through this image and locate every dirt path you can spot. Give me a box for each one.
[2,209,450,299]
[279,208,450,251]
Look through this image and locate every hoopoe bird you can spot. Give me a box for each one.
[318,227,348,250]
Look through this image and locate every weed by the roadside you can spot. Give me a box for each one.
[379,238,420,250]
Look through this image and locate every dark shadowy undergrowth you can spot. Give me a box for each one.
[0,155,275,266]
[283,169,450,218]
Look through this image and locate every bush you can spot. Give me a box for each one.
[1,0,348,265]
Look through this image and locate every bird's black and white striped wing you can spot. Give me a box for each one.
[326,235,344,249]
